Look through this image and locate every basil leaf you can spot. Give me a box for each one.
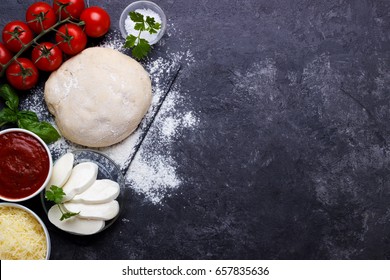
[0,84,19,111]
[0,107,18,126]
[18,118,60,144]
[0,84,61,144]
[17,110,39,122]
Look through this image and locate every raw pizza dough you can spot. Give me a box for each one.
[44,47,152,147]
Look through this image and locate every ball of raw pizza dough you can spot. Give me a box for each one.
[44,47,152,147]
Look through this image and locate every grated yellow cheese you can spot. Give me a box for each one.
[0,206,47,260]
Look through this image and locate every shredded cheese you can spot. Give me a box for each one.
[0,206,47,260]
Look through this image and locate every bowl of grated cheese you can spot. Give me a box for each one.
[0,203,50,260]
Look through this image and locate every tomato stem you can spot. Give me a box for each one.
[9,59,34,88]
[34,44,53,64]
[56,2,72,21]
[0,17,78,77]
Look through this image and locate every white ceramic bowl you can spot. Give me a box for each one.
[0,202,51,260]
[0,128,53,202]
[119,0,167,45]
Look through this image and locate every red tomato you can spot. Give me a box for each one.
[0,43,13,71]
[31,42,63,72]
[26,2,57,34]
[80,6,110,38]
[55,23,87,55]
[53,0,85,20]
[2,21,34,53]
[6,58,39,90]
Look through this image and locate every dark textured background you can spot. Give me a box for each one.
[1,0,390,259]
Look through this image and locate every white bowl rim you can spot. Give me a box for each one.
[0,202,51,260]
[119,0,167,44]
[0,128,53,202]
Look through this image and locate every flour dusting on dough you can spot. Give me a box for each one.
[19,26,198,204]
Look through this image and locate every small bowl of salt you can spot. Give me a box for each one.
[119,1,167,45]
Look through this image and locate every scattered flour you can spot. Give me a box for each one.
[126,89,199,203]
[19,24,197,204]
[162,116,180,140]
[19,86,51,120]
[98,30,125,52]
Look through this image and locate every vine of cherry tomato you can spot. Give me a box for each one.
[31,42,63,72]
[53,0,86,20]
[56,23,87,55]
[2,21,34,53]
[6,58,39,91]
[26,2,57,34]
[80,6,111,38]
[0,43,12,72]
[0,0,111,91]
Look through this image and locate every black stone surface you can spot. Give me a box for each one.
[1,0,390,259]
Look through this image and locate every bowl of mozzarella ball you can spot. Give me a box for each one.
[41,149,125,235]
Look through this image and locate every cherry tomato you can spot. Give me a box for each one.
[31,42,63,72]
[55,23,87,55]
[53,0,85,20]
[6,58,39,91]
[80,6,110,38]
[0,43,13,71]
[2,21,34,53]
[26,2,57,34]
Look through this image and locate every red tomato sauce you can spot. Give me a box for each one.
[0,131,50,199]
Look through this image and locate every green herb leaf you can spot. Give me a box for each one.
[60,211,79,221]
[148,27,158,34]
[146,17,161,34]
[148,28,157,35]
[45,185,65,204]
[124,34,138,48]
[132,38,151,60]
[124,11,161,60]
[0,83,61,143]
[0,108,17,126]
[145,16,156,26]
[18,118,61,144]
[129,11,144,23]
[17,110,39,122]
[0,84,19,111]
[46,186,79,221]
[134,22,145,31]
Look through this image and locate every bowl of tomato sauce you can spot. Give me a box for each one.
[0,128,53,202]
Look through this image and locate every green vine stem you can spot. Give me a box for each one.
[0,17,83,78]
